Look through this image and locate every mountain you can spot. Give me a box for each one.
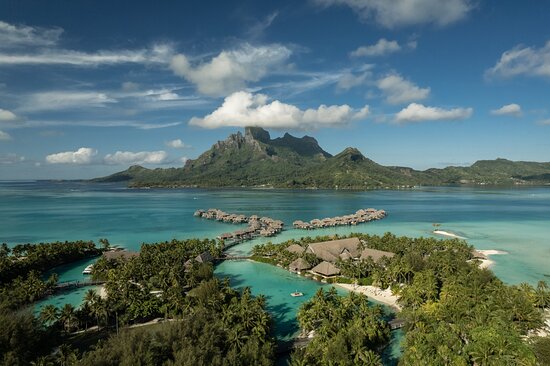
[93,127,550,189]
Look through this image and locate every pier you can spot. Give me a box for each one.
[55,279,105,291]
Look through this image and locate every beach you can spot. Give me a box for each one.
[432,230,466,239]
[335,283,401,311]
[476,249,508,269]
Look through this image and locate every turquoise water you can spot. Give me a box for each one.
[2,181,549,363]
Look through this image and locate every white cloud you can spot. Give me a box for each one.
[189,91,369,129]
[491,103,522,117]
[377,73,430,104]
[121,82,140,92]
[17,119,181,130]
[104,151,168,165]
[487,40,550,79]
[350,39,401,57]
[395,103,473,123]
[336,71,371,90]
[0,130,11,141]
[22,91,117,111]
[165,139,187,149]
[170,44,292,96]
[0,153,25,164]
[46,147,97,164]
[0,108,18,121]
[180,156,189,164]
[0,21,62,49]
[313,0,473,28]
[0,43,173,67]
[538,119,550,126]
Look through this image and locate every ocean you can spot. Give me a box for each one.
[2,181,549,362]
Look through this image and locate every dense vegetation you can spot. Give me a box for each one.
[94,127,550,188]
[292,288,389,366]
[0,238,275,365]
[253,233,550,365]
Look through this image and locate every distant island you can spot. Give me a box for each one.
[93,127,550,189]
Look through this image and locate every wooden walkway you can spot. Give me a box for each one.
[217,256,251,261]
[55,280,105,291]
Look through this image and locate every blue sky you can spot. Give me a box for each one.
[0,0,549,179]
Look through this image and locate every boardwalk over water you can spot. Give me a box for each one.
[55,279,105,291]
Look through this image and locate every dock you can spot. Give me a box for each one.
[55,279,105,291]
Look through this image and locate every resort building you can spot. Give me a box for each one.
[360,248,395,262]
[289,258,311,273]
[311,261,341,277]
[285,244,306,254]
[305,237,361,262]
[103,250,139,261]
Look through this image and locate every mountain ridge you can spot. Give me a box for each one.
[93,127,550,189]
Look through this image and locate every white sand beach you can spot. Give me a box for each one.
[335,283,401,310]
[433,230,466,239]
[475,249,508,269]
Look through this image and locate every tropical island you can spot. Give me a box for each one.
[93,127,550,189]
[2,232,549,365]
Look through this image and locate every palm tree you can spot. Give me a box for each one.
[39,304,59,326]
[56,344,77,366]
[59,304,78,333]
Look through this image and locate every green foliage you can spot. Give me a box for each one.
[531,337,550,365]
[93,128,550,188]
[293,288,389,365]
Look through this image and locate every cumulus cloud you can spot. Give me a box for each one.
[395,103,473,123]
[165,139,187,149]
[0,130,11,141]
[22,91,117,111]
[350,39,401,57]
[189,91,369,129]
[170,44,292,96]
[487,40,550,79]
[103,151,168,165]
[180,156,189,164]
[0,108,18,122]
[336,70,371,90]
[0,20,62,49]
[537,119,550,126]
[491,103,522,117]
[46,147,98,164]
[377,73,430,104]
[313,0,473,28]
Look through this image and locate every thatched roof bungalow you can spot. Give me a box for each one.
[360,248,395,262]
[311,261,341,277]
[285,244,305,254]
[305,237,361,262]
[289,258,311,272]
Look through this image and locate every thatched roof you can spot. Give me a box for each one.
[360,248,395,262]
[195,251,214,263]
[103,250,139,261]
[311,261,341,277]
[305,237,361,262]
[289,258,311,271]
[285,244,305,254]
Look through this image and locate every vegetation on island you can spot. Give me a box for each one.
[94,127,550,189]
[292,288,389,366]
[0,238,275,366]
[253,233,550,365]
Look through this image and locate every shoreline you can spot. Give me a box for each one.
[475,249,508,269]
[432,230,466,239]
[335,283,401,311]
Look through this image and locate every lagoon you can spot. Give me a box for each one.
[2,181,549,362]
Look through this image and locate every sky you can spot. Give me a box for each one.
[0,0,549,179]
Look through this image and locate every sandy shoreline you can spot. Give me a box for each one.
[335,283,401,311]
[475,249,508,269]
[432,230,466,239]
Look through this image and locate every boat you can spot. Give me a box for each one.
[82,264,94,275]
[290,291,303,297]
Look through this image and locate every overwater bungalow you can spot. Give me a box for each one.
[311,261,341,277]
